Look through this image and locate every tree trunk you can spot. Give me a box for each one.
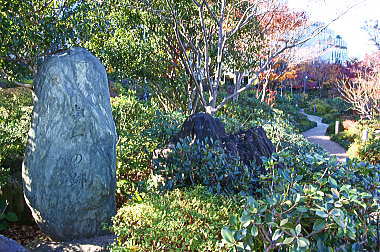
[233,72,243,102]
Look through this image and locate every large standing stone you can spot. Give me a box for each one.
[22,48,117,241]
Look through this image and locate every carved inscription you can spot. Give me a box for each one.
[69,172,88,189]
[72,104,83,119]
[71,154,82,164]
[71,104,86,138]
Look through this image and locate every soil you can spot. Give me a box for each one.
[0,223,51,249]
[0,223,116,251]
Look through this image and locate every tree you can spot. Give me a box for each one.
[254,5,308,103]
[85,1,192,112]
[362,19,380,50]
[0,0,110,88]
[338,51,380,119]
[136,0,359,114]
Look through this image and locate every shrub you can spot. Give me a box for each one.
[0,198,18,231]
[293,114,317,132]
[326,121,344,136]
[305,98,349,118]
[0,88,33,228]
[292,93,309,108]
[330,132,354,149]
[358,138,380,164]
[274,95,316,133]
[112,93,158,175]
[111,186,241,251]
[344,119,380,162]
[218,91,275,128]
[152,137,258,195]
[262,115,324,155]
[222,152,380,251]
[111,93,186,202]
[325,97,350,114]
[0,88,33,173]
[218,93,316,134]
[305,99,333,116]
[322,112,340,124]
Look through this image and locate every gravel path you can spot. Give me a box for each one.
[300,110,348,162]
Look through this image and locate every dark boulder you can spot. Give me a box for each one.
[225,127,275,166]
[174,112,275,166]
[175,112,227,142]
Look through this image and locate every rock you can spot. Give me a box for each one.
[172,112,275,166]
[174,112,226,143]
[0,235,29,252]
[225,127,275,167]
[22,48,118,241]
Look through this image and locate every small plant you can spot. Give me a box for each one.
[0,198,18,231]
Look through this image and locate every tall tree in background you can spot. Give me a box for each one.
[0,0,110,88]
[338,51,380,119]
[254,4,308,103]
[136,0,357,114]
[363,19,380,50]
[85,0,193,112]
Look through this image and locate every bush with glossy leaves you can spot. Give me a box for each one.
[221,152,379,251]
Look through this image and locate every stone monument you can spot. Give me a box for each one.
[22,48,117,241]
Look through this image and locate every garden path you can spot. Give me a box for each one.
[300,109,348,162]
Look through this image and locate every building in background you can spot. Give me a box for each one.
[300,22,349,64]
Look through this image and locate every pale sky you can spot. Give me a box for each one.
[288,0,379,59]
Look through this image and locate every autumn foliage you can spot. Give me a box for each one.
[338,51,380,119]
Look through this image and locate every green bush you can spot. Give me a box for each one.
[325,97,350,114]
[220,93,317,138]
[274,95,316,133]
[217,91,275,131]
[112,94,158,175]
[0,87,33,228]
[307,100,333,116]
[153,137,258,195]
[330,132,354,149]
[111,93,186,202]
[0,88,33,173]
[292,93,309,108]
[358,138,380,164]
[305,98,349,118]
[111,186,241,251]
[222,152,379,251]
[293,115,317,132]
[322,113,340,124]
[326,121,344,136]
[262,114,325,156]
[342,119,380,162]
